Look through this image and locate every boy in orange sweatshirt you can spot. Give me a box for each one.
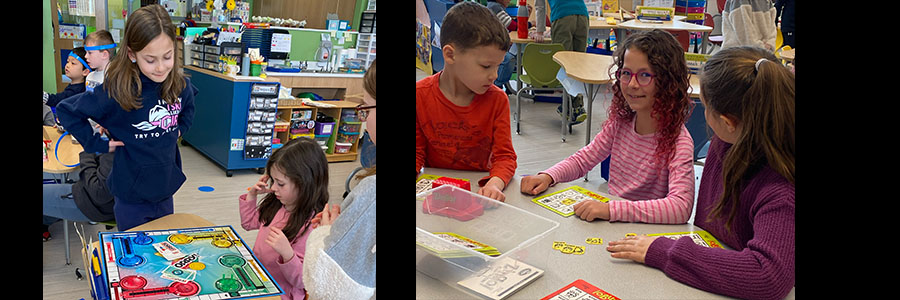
[416,1,517,202]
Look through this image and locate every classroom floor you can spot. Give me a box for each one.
[41,143,362,300]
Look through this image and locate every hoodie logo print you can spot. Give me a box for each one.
[132,99,181,135]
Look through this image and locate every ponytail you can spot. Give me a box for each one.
[742,58,795,184]
[700,47,795,233]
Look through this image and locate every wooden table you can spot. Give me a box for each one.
[617,20,713,53]
[552,52,614,170]
[780,48,795,63]
[690,74,702,98]
[83,214,283,300]
[44,125,83,174]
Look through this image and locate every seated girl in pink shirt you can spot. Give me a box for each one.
[239,138,329,299]
[521,29,695,224]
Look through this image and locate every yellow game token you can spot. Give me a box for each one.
[572,246,585,255]
[189,262,206,270]
[561,198,576,206]
[625,233,638,237]
[561,245,575,254]
[169,234,193,244]
[586,237,602,245]
[552,241,567,250]
[212,238,234,248]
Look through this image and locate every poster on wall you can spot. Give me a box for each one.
[416,19,433,75]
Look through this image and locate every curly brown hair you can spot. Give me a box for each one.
[606,29,693,168]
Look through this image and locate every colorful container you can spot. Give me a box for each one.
[341,110,359,122]
[314,134,331,147]
[291,133,314,140]
[334,142,352,154]
[336,131,359,143]
[314,121,335,135]
[339,121,362,133]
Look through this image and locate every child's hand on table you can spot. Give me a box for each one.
[572,200,610,221]
[520,173,553,195]
[265,226,295,263]
[606,235,661,264]
[478,177,506,202]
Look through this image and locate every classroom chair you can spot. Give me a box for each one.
[665,30,691,53]
[515,43,566,135]
[61,218,116,266]
[343,131,376,198]
[705,13,724,54]
[600,100,710,184]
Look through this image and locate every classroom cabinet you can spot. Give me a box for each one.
[182,66,363,177]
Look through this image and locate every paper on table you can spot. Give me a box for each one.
[457,256,544,300]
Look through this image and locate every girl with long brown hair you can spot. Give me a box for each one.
[606,46,795,299]
[240,137,330,299]
[521,29,696,224]
[57,4,196,231]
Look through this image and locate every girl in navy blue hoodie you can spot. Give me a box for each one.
[57,4,196,231]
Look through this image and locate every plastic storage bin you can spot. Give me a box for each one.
[339,121,362,133]
[340,110,359,122]
[314,134,331,147]
[335,131,359,143]
[334,142,352,153]
[315,121,335,136]
[416,185,559,298]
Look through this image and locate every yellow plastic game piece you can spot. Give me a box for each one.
[625,233,637,237]
[212,238,234,248]
[552,241,567,250]
[586,237,602,245]
[189,262,206,270]
[169,234,193,244]
[561,245,575,254]
[572,246,585,255]
[561,198,576,206]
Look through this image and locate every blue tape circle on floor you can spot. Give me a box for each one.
[198,186,215,192]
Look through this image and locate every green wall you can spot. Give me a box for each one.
[43,0,57,93]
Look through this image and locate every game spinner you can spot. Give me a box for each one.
[98,226,283,300]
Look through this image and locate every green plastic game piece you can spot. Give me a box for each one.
[219,255,246,267]
[215,275,243,293]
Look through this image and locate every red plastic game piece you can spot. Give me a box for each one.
[423,184,483,221]
[431,176,471,191]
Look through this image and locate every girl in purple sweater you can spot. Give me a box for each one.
[606,46,795,300]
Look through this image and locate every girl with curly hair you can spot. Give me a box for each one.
[521,29,695,224]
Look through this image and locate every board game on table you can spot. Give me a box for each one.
[98,225,283,300]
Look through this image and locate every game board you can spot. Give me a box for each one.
[532,186,610,217]
[416,174,471,194]
[541,279,621,300]
[98,226,283,300]
[646,230,724,249]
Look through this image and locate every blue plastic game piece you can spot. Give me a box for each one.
[198,186,215,192]
[132,232,153,245]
